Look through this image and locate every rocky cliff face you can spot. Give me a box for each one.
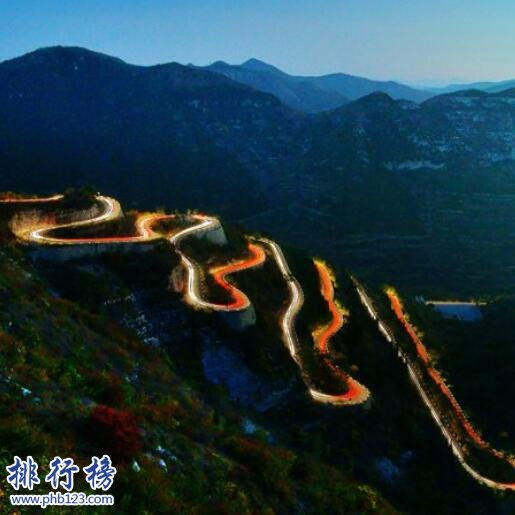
[309,90,515,172]
[29,240,156,262]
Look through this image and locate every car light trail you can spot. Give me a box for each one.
[209,243,266,309]
[386,290,515,467]
[1,195,263,312]
[259,240,371,406]
[309,377,370,405]
[313,260,345,354]
[0,194,64,203]
[170,217,265,312]
[3,193,376,410]
[351,276,515,491]
[30,196,126,243]
[258,238,304,365]
[311,260,370,405]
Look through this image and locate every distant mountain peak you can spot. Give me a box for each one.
[355,91,396,105]
[210,60,231,68]
[205,58,432,108]
[240,58,281,73]
[32,45,123,62]
[1,45,126,68]
[448,89,488,97]
[424,89,489,105]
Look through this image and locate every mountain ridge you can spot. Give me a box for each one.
[0,46,303,218]
[425,77,515,95]
[202,57,432,112]
[1,46,515,299]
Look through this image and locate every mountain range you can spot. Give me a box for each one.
[0,46,303,216]
[427,78,515,95]
[3,44,515,515]
[200,58,432,112]
[1,46,515,294]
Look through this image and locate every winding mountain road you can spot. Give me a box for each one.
[352,277,515,491]
[4,194,261,313]
[310,260,370,405]
[4,192,513,490]
[169,218,265,312]
[3,194,366,407]
[258,238,304,365]
[207,243,266,310]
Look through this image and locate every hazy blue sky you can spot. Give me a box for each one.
[1,1,514,84]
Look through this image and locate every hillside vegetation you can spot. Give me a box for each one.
[0,209,396,514]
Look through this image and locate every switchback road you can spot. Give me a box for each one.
[311,260,369,405]
[353,278,515,491]
[2,194,368,408]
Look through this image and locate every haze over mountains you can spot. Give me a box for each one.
[427,78,515,95]
[201,58,432,112]
[1,46,515,294]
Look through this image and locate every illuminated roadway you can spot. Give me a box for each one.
[257,239,371,406]
[5,195,364,406]
[210,244,266,310]
[3,195,264,313]
[3,193,514,485]
[0,194,64,203]
[352,277,515,491]
[258,238,304,365]
[169,217,265,312]
[310,260,370,405]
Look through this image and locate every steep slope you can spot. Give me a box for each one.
[0,46,305,217]
[0,207,398,514]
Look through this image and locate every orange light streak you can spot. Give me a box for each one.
[312,260,369,405]
[386,289,515,475]
[209,243,266,309]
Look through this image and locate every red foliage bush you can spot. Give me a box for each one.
[89,405,142,461]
